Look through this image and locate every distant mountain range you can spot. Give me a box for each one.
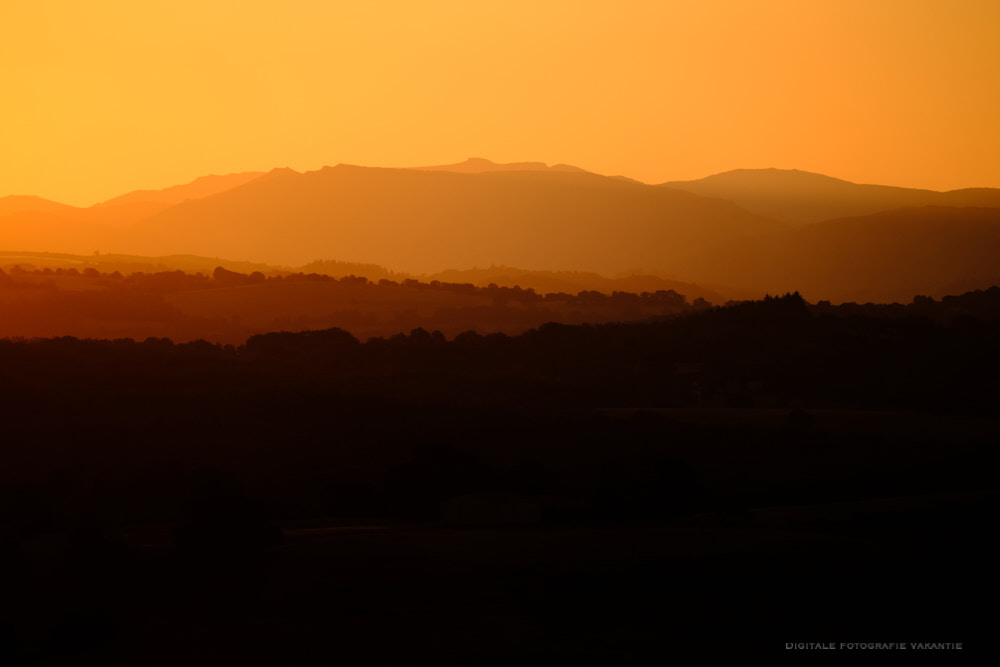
[2,161,999,302]
[662,168,1000,224]
[113,164,782,274]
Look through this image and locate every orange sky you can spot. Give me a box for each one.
[2,0,998,206]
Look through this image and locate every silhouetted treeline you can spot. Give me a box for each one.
[2,289,997,554]
[2,292,997,517]
[8,263,1000,347]
[808,285,1000,321]
[1,289,995,409]
[2,291,999,662]
[0,265,699,343]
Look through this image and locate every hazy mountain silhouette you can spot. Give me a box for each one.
[115,164,784,273]
[0,195,75,217]
[411,157,587,174]
[0,173,267,254]
[0,202,190,255]
[677,206,1000,302]
[94,171,265,208]
[7,163,1000,302]
[663,168,1000,224]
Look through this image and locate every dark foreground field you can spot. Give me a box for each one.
[2,293,998,663]
[7,507,996,665]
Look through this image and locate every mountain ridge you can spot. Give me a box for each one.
[410,157,588,174]
[94,171,266,208]
[4,162,1000,303]
[114,164,784,273]
[662,168,1000,224]
[0,195,77,217]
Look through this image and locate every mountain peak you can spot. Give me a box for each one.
[411,158,587,175]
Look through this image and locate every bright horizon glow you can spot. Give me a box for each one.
[2,0,999,206]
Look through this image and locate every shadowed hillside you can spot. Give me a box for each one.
[663,168,1000,224]
[114,165,784,272]
[676,206,1000,303]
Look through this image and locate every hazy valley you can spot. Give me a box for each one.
[4,158,998,309]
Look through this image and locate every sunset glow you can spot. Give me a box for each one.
[3,0,998,205]
[2,3,998,661]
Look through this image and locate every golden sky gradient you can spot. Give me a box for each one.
[2,0,998,206]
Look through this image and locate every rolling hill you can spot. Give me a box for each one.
[662,169,1000,225]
